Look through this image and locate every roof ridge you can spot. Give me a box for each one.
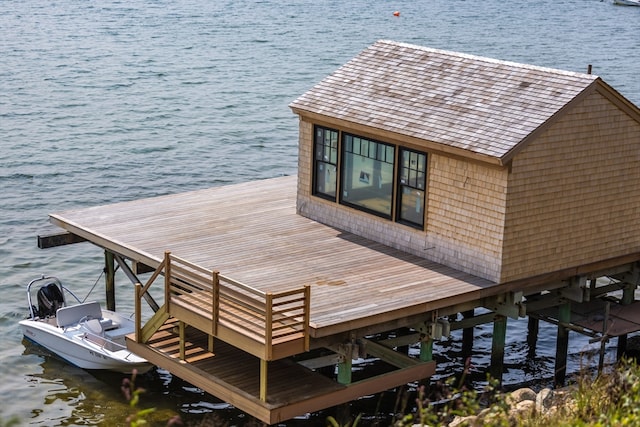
[375,40,597,80]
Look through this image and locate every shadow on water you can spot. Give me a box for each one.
[21,338,272,425]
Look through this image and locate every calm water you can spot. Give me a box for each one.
[1,0,639,425]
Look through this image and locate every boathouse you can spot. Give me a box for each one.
[290,40,640,285]
[39,40,640,424]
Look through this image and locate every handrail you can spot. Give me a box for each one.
[135,251,310,358]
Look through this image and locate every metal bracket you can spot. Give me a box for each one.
[414,318,451,340]
[484,291,525,319]
[609,262,640,288]
[560,276,589,303]
[328,340,365,361]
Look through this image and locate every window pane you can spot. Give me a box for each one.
[345,134,353,152]
[330,146,337,164]
[399,186,424,226]
[397,148,427,227]
[316,162,337,198]
[341,134,394,217]
[313,126,338,199]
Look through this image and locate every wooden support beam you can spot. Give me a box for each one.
[260,359,268,402]
[555,303,571,386]
[179,321,186,360]
[361,338,420,369]
[490,315,507,383]
[105,250,116,311]
[37,231,86,249]
[132,261,155,275]
[377,333,421,349]
[113,254,160,313]
[297,353,343,370]
[449,311,495,330]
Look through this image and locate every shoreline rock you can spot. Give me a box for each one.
[444,386,574,427]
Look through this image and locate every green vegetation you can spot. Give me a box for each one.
[0,417,20,427]
[6,357,640,426]
[326,413,362,427]
[121,369,158,427]
[392,357,640,427]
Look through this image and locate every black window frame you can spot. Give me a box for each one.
[312,125,339,201]
[339,132,395,219]
[310,125,428,231]
[396,147,427,228]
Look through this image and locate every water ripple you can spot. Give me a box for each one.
[1,0,639,424]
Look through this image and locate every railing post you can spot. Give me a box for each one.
[265,292,273,360]
[164,251,171,314]
[212,270,219,336]
[135,283,142,343]
[303,285,311,351]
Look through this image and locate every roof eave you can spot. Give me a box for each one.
[594,79,640,123]
[290,107,505,167]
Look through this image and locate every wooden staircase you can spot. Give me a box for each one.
[134,251,310,361]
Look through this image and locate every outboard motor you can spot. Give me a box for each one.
[36,282,64,318]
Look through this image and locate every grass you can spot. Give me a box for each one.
[393,357,640,427]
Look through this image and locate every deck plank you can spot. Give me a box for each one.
[126,320,435,424]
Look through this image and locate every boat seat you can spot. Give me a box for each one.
[56,301,103,328]
[83,318,104,335]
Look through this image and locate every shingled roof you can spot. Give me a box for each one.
[290,40,602,165]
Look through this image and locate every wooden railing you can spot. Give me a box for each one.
[135,251,310,360]
[216,274,310,359]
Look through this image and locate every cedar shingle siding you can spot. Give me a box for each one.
[290,40,640,284]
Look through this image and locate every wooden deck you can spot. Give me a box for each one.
[48,175,502,422]
[126,320,435,424]
[49,175,498,339]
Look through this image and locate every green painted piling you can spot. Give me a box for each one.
[490,315,507,383]
[337,359,352,384]
[420,337,433,362]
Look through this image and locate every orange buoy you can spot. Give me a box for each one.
[393,11,400,17]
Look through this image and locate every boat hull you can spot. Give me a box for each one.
[613,0,640,6]
[20,311,152,374]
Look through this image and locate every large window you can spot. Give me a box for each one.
[311,125,428,229]
[341,133,395,218]
[397,148,427,227]
[313,126,338,199]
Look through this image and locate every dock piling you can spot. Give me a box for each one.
[554,302,571,386]
[105,250,116,311]
[490,315,507,383]
[461,310,474,358]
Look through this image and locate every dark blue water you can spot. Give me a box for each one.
[2,0,639,424]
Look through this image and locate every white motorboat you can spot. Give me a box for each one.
[19,276,152,374]
[613,0,640,6]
